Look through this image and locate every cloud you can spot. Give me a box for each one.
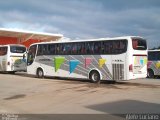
[0,0,159,48]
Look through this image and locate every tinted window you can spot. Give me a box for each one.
[85,42,94,54]
[94,41,102,54]
[55,43,66,55]
[35,39,127,55]
[37,44,56,56]
[10,46,26,53]
[48,44,56,55]
[77,42,85,54]
[132,38,147,50]
[37,44,47,55]
[148,51,160,61]
[102,40,127,54]
[0,47,8,56]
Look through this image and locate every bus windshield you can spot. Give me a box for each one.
[132,38,147,50]
[10,46,26,53]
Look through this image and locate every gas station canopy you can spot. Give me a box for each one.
[0,28,63,47]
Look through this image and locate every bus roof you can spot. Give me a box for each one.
[29,36,143,46]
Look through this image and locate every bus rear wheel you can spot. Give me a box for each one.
[37,68,44,78]
[147,69,154,78]
[89,71,100,83]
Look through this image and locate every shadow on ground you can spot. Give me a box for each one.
[87,100,160,114]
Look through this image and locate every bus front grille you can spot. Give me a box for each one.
[112,64,124,80]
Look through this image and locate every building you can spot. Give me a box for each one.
[0,28,63,48]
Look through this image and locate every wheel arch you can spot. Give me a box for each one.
[147,68,154,74]
[88,68,102,80]
[36,67,45,76]
[147,68,155,78]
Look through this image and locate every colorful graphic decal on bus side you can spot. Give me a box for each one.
[99,59,106,68]
[36,55,113,80]
[148,61,160,75]
[85,58,92,68]
[147,61,152,68]
[54,57,65,72]
[69,60,80,73]
[156,62,160,69]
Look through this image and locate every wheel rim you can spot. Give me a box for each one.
[92,73,98,81]
[38,70,43,77]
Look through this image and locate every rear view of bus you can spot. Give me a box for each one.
[128,37,147,79]
[0,44,27,73]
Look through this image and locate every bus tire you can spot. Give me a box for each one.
[37,68,44,78]
[89,70,100,83]
[147,69,154,78]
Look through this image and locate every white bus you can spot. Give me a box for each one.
[147,50,160,78]
[27,36,147,82]
[0,44,27,74]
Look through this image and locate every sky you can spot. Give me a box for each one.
[0,0,160,49]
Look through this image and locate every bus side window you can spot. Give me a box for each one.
[86,42,90,54]
[60,44,65,55]
[77,43,80,54]
[103,41,112,54]
[56,44,60,54]
[58,44,62,54]
[85,42,94,54]
[80,42,85,54]
[94,41,101,54]
[48,44,55,55]
[154,51,160,61]
[62,44,65,55]
[72,43,78,55]
[67,43,71,55]
[157,51,160,60]
[149,52,157,61]
[37,45,43,56]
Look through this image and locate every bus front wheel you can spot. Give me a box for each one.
[89,71,100,83]
[147,69,154,78]
[37,68,44,78]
